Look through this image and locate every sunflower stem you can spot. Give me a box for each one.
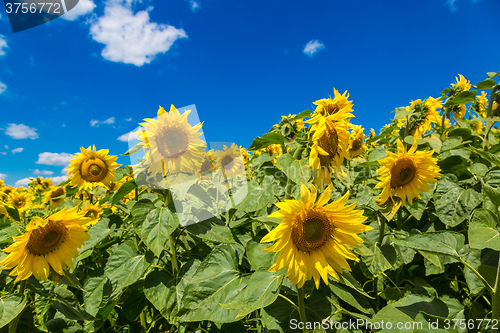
[490,256,500,332]
[396,208,402,230]
[164,190,179,276]
[297,287,308,333]
[483,85,499,152]
[8,280,26,333]
[440,111,447,141]
[140,310,147,332]
[376,214,387,247]
[285,147,304,200]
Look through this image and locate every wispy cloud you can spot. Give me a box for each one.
[0,173,7,180]
[189,0,200,12]
[11,147,24,154]
[90,117,115,127]
[303,39,325,57]
[15,178,33,187]
[445,0,480,12]
[0,80,6,94]
[0,35,7,57]
[89,0,187,66]
[117,130,139,142]
[4,124,38,139]
[36,152,72,166]
[62,0,96,21]
[50,176,68,184]
[33,169,54,176]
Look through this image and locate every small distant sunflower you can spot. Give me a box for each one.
[348,125,367,157]
[261,183,372,289]
[36,178,53,192]
[215,144,245,178]
[451,74,471,92]
[7,192,33,214]
[475,91,488,117]
[308,116,349,185]
[0,179,4,188]
[67,145,120,190]
[1,186,17,200]
[198,150,215,176]
[240,148,252,164]
[0,207,90,282]
[137,105,206,176]
[453,104,467,120]
[472,115,484,134]
[80,204,103,226]
[44,187,66,210]
[404,98,442,138]
[253,144,283,164]
[375,139,440,205]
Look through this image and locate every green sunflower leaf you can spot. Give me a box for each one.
[248,133,286,151]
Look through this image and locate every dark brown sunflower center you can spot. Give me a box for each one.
[222,155,234,167]
[80,158,109,182]
[16,199,25,207]
[318,126,339,166]
[200,159,213,174]
[291,211,332,252]
[50,188,65,200]
[26,220,67,255]
[84,210,97,219]
[323,103,339,116]
[351,139,362,151]
[390,158,416,188]
[157,127,189,159]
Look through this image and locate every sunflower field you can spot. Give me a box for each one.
[1,71,500,333]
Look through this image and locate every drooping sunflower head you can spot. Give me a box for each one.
[35,178,53,192]
[312,89,353,118]
[67,145,121,190]
[214,144,245,179]
[261,183,372,289]
[80,203,103,226]
[198,150,215,176]
[7,191,33,214]
[452,104,467,120]
[0,206,90,282]
[348,125,367,157]
[308,117,350,186]
[375,139,441,205]
[451,74,471,93]
[44,186,66,210]
[404,99,441,138]
[137,105,206,176]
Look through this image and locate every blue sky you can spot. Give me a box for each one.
[0,0,499,186]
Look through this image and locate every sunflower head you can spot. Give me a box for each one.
[348,125,367,157]
[67,145,121,190]
[308,117,350,185]
[261,183,372,289]
[214,144,245,179]
[375,138,440,205]
[44,186,66,210]
[7,191,33,214]
[451,74,471,93]
[0,207,90,282]
[80,204,103,226]
[137,105,206,176]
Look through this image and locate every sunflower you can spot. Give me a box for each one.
[240,148,252,164]
[36,178,53,192]
[7,192,33,214]
[261,183,372,289]
[404,98,442,138]
[451,74,471,92]
[1,186,17,200]
[348,125,367,157]
[44,187,66,210]
[0,179,4,188]
[375,139,440,205]
[80,204,103,226]
[214,144,245,179]
[198,150,215,176]
[67,145,121,190]
[0,203,8,224]
[453,104,467,120]
[136,105,206,176]
[308,116,349,186]
[0,207,90,282]
[311,89,353,118]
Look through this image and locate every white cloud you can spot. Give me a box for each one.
[33,169,54,176]
[3,145,7,149]
[4,124,38,139]
[11,147,24,154]
[117,130,139,142]
[125,117,132,121]
[62,0,96,21]
[0,35,7,57]
[90,0,187,66]
[90,117,115,127]
[303,39,325,57]
[0,173,6,180]
[50,176,68,184]
[15,178,33,187]
[189,0,200,11]
[0,81,6,94]
[0,152,6,156]
[36,152,73,166]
